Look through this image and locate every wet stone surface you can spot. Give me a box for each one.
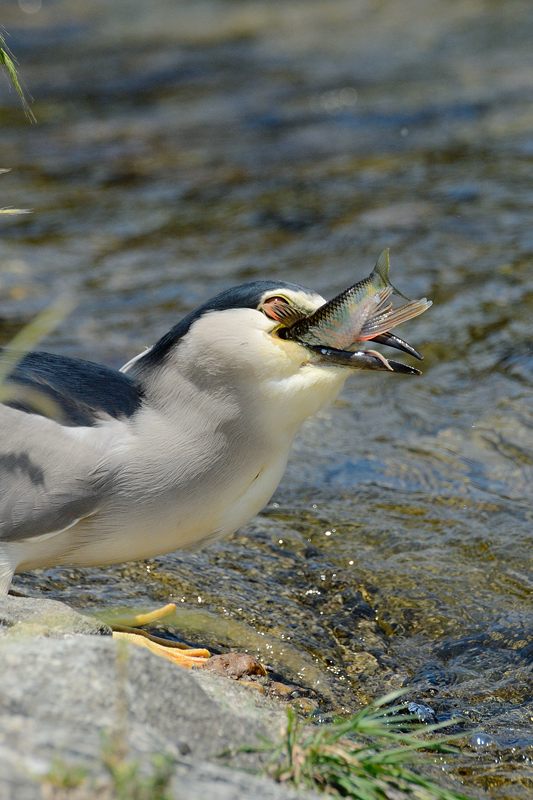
[0,598,317,800]
[1,1,533,797]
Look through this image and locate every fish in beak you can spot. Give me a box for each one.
[280,250,432,374]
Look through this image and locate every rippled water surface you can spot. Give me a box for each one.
[1,2,532,797]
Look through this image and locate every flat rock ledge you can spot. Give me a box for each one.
[0,597,318,800]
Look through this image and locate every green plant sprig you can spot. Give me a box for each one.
[0,297,75,419]
[0,30,35,122]
[240,691,472,800]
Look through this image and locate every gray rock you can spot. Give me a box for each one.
[0,595,111,638]
[0,597,318,800]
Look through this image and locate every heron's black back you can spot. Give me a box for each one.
[0,350,143,426]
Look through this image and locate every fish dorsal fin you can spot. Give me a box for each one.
[372,248,411,300]
[372,248,391,285]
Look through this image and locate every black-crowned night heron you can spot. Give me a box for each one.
[0,278,425,665]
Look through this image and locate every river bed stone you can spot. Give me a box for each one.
[0,597,318,800]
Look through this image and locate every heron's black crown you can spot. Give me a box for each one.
[133,279,314,373]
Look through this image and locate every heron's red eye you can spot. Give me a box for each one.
[262,297,301,323]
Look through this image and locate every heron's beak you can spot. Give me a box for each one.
[308,344,421,375]
[369,332,423,361]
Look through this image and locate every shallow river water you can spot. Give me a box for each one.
[1,2,532,797]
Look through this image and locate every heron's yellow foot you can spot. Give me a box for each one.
[110,603,211,668]
[113,629,210,667]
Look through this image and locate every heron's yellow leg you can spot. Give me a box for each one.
[108,602,211,666]
[113,629,210,668]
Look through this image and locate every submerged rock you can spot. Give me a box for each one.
[0,597,317,800]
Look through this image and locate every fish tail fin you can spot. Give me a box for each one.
[358,298,433,340]
[374,285,394,310]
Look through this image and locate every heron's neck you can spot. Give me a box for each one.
[135,359,346,445]
[262,365,347,434]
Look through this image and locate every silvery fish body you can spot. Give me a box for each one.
[285,250,432,351]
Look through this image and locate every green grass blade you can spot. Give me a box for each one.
[0,31,36,122]
[239,694,474,800]
[0,296,74,387]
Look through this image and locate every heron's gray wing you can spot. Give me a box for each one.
[1,350,143,426]
[0,349,137,542]
[0,402,110,544]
